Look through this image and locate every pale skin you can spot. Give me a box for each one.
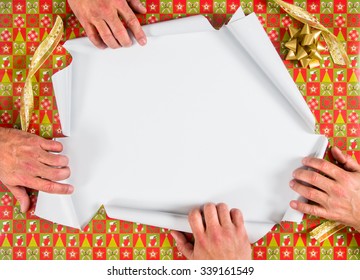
[290,146,360,232]
[171,203,252,260]
[0,127,73,213]
[67,0,147,49]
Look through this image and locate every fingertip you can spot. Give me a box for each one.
[289,180,295,188]
[170,230,179,242]
[139,5,147,14]
[290,200,298,209]
[63,155,70,166]
[188,207,199,220]
[97,43,107,49]
[301,157,310,165]
[230,208,244,224]
[331,145,341,152]
[230,207,242,217]
[20,196,30,213]
[331,145,344,158]
[67,185,74,194]
[138,37,147,46]
[203,202,215,213]
[41,139,63,152]
[89,35,107,49]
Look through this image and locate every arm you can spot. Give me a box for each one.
[290,146,360,232]
[67,0,147,49]
[171,203,252,260]
[0,127,73,212]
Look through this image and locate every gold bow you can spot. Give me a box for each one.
[274,0,349,67]
[20,16,63,132]
[284,24,325,68]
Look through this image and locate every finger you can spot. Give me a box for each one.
[293,168,335,193]
[83,23,107,49]
[188,208,205,237]
[203,203,220,228]
[289,180,328,205]
[117,4,147,46]
[216,203,232,226]
[38,150,69,167]
[37,165,71,182]
[40,138,63,153]
[127,0,147,14]
[230,208,245,227]
[6,185,30,213]
[170,230,194,260]
[301,157,345,181]
[94,20,121,49]
[331,146,360,172]
[230,208,251,252]
[290,200,329,219]
[27,177,74,194]
[105,14,132,47]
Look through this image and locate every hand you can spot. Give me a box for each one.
[0,127,73,213]
[171,203,252,260]
[68,0,147,49]
[290,146,360,232]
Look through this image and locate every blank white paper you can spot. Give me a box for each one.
[35,8,328,243]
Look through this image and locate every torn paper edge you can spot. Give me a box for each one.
[37,7,326,242]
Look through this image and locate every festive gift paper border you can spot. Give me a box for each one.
[0,0,359,260]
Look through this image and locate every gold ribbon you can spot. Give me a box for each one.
[310,220,346,243]
[20,16,64,132]
[274,0,349,67]
[285,24,325,69]
[274,0,349,241]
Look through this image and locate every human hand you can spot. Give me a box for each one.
[171,203,252,260]
[290,146,360,232]
[0,127,73,213]
[67,0,147,49]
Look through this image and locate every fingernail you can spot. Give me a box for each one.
[20,204,26,213]
[290,201,298,209]
[302,157,310,164]
[68,185,74,193]
[289,180,295,188]
[139,37,147,46]
[140,4,147,12]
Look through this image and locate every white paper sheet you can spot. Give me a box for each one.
[35,8,328,243]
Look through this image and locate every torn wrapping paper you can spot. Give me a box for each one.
[35,8,328,243]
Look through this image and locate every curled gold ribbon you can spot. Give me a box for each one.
[20,16,64,132]
[274,0,350,66]
[310,221,346,243]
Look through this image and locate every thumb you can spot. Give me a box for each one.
[331,146,360,172]
[7,185,30,213]
[170,230,194,260]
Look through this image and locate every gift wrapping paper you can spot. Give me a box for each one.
[0,0,359,260]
